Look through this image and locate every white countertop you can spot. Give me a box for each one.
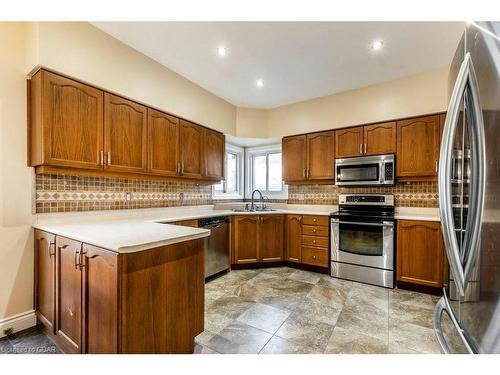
[32,204,440,253]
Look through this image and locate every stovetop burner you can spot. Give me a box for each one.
[331,194,395,221]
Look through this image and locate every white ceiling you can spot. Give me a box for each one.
[91,22,464,108]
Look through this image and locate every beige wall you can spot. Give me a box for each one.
[234,67,449,138]
[31,22,237,135]
[0,23,35,320]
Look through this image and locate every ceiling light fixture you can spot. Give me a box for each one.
[216,46,227,57]
[372,40,384,51]
[256,79,264,88]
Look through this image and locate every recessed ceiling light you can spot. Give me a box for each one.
[256,79,264,88]
[372,40,384,51]
[216,46,227,57]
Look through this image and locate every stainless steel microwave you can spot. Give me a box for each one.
[335,154,395,186]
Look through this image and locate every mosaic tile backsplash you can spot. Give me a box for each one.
[35,174,437,213]
[288,181,438,207]
[35,174,212,213]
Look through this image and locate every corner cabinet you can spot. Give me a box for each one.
[285,215,302,263]
[282,131,335,183]
[396,220,448,288]
[28,69,225,183]
[396,115,441,180]
[35,229,204,354]
[231,215,284,264]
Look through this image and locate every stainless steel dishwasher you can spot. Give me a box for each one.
[198,216,230,278]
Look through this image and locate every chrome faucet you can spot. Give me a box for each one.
[250,189,264,211]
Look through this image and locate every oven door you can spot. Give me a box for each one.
[331,218,394,270]
[335,163,381,185]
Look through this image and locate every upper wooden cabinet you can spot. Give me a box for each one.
[397,220,447,288]
[29,69,224,182]
[104,94,148,174]
[29,70,104,169]
[397,115,441,179]
[179,120,204,179]
[363,122,396,155]
[335,126,364,158]
[282,135,307,181]
[335,122,396,158]
[203,128,225,181]
[282,131,334,183]
[148,108,180,177]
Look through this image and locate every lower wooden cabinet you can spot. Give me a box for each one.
[232,215,283,264]
[35,229,204,354]
[396,220,448,288]
[285,215,302,263]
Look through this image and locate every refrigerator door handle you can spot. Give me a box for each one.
[439,53,471,297]
[462,57,486,286]
[433,295,475,354]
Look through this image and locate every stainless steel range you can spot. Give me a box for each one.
[330,194,395,288]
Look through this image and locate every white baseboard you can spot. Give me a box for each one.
[0,310,37,338]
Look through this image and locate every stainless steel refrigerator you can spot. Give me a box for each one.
[434,21,500,354]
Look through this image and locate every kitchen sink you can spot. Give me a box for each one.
[231,207,278,212]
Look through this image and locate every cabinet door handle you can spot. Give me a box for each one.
[359,144,363,154]
[79,249,86,270]
[107,151,112,165]
[435,160,438,173]
[364,143,367,154]
[303,169,306,178]
[298,216,302,222]
[74,248,80,269]
[313,229,316,233]
[306,169,310,179]
[312,255,317,260]
[100,150,104,167]
[181,163,184,175]
[205,166,208,176]
[48,241,56,257]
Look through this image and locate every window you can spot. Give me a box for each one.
[246,144,287,199]
[213,144,244,199]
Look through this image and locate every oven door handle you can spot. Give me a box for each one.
[332,220,393,227]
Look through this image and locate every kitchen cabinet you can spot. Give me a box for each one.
[56,236,84,354]
[29,70,104,170]
[203,128,225,181]
[29,69,224,183]
[397,115,441,179]
[282,131,334,183]
[363,122,396,155]
[148,108,179,177]
[232,215,260,264]
[282,135,307,182]
[34,230,56,333]
[81,244,119,354]
[179,120,204,179]
[301,215,329,268]
[35,230,204,354]
[285,215,302,263]
[232,215,284,264]
[396,220,447,288]
[335,122,396,158]
[259,215,284,262]
[335,126,364,158]
[104,94,148,174]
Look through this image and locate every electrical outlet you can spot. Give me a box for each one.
[298,193,305,201]
[125,192,132,201]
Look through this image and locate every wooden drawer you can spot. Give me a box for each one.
[302,235,329,248]
[302,215,329,226]
[301,246,329,267]
[302,225,329,237]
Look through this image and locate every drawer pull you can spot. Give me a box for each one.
[312,255,317,260]
[313,229,316,232]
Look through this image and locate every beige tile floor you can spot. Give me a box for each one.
[195,267,442,354]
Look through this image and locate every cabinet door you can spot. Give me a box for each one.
[397,220,445,288]
[204,128,225,180]
[335,126,364,158]
[40,70,104,169]
[179,120,204,179]
[34,230,56,333]
[81,244,118,354]
[364,122,396,155]
[282,135,307,182]
[148,108,179,177]
[56,236,83,354]
[307,131,335,180]
[232,216,259,264]
[104,93,148,174]
[285,215,302,263]
[259,215,284,262]
[396,115,440,178]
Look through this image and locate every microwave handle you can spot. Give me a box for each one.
[380,161,385,183]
